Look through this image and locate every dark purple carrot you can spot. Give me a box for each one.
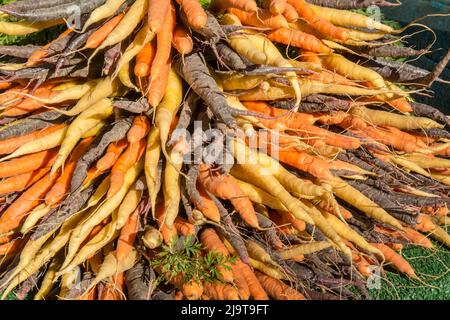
[180,182,195,224]
[347,180,418,225]
[408,128,450,140]
[350,44,427,58]
[0,0,106,22]
[65,271,94,300]
[271,94,351,112]
[305,0,399,9]
[70,116,133,192]
[411,102,450,127]
[0,45,40,59]
[237,66,314,76]
[13,271,39,300]
[167,91,199,148]
[0,115,67,141]
[54,23,98,74]
[103,43,123,76]
[180,10,225,45]
[209,192,250,264]
[416,49,450,87]
[255,212,285,249]
[125,260,153,300]
[360,56,448,84]
[31,183,97,240]
[173,52,237,129]
[185,164,202,206]
[0,0,75,11]
[113,99,150,114]
[29,109,69,121]
[215,43,250,71]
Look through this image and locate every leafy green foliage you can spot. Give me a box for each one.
[150,236,237,285]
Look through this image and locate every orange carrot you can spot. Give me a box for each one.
[287,0,349,40]
[255,271,305,300]
[0,82,12,90]
[211,0,258,13]
[228,8,289,29]
[371,243,417,278]
[403,227,433,248]
[200,228,234,283]
[177,0,207,29]
[45,137,93,207]
[231,263,251,300]
[203,282,240,300]
[198,163,259,229]
[85,14,125,49]
[116,206,140,263]
[0,172,59,234]
[134,42,156,77]
[149,2,175,85]
[173,216,195,236]
[266,0,287,15]
[0,234,15,245]
[2,84,57,117]
[415,214,436,233]
[172,26,193,55]
[191,183,221,222]
[284,211,306,231]
[146,54,171,107]
[282,3,299,22]
[0,124,63,155]
[147,0,170,32]
[236,259,269,300]
[127,115,151,144]
[243,101,316,127]
[155,201,178,244]
[77,287,97,300]
[299,50,322,65]
[99,280,124,300]
[108,139,146,198]
[267,27,332,53]
[387,97,413,113]
[0,149,58,179]
[26,28,73,66]
[0,167,50,195]
[275,147,334,180]
[0,238,24,255]
[96,139,129,172]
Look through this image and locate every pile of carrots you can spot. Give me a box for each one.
[0,0,448,300]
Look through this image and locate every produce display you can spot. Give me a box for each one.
[0,0,448,300]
